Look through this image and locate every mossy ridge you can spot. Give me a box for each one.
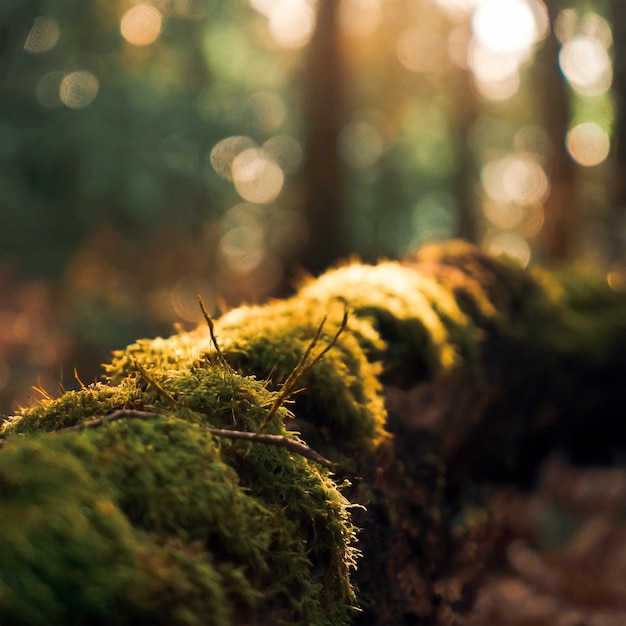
[0,438,240,626]
[1,362,361,625]
[411,240,626,369]
[216,300,389,458]
[296,259,486,380]
[3,241,626,626]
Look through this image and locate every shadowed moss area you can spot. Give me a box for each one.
[1,365,360,626]
[1,241,625,626]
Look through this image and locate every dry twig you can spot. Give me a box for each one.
[52,409,334,468]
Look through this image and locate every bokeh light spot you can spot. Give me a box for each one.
[244,91,286,132]
[555,8,578,44]
[482,153,549,206]
[607,267,626,292]
[566,123,610,167]
[35,71,63,108]
[559,36,612,96]
[59,71,99,109]
[231,149,284,204]
[170,275,214,323]
[120,4,163,47]
[210,136,257,181]
[472,0,537,54]
[24,16,60,54]
[410,191,457,248]
[266,0,316,49]
[338,121,384,169]
[263,135,303,174]
[219,207,266,274]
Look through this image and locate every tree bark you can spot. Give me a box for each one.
[300,0,346,274]
[535,0,577,261]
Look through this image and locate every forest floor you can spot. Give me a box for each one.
[432,456,626,626]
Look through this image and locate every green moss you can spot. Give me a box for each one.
[0,438,236,626]
[215,300,389,458]
[2,240,625,626]
[1,380,141,436]
[296,259,481,377]
[1,361,361,625]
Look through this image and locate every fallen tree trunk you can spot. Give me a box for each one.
[1,241,625,625]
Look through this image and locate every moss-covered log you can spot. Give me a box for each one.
[1,241,625,625]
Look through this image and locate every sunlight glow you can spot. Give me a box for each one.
[466,0,547,101]
[555,8,577,44]
[219,224,266,274]
[120,5,163,47]
[24,16,60,54]
[219,204,266,275]
[566,123,610,167]
[472,0,537,54]
[59,71,99,109]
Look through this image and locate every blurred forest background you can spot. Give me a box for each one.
[1,0,625,415]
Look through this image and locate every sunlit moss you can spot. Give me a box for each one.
[2,241,625,625]
[216,299,388,458]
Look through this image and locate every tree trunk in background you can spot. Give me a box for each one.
[535,0,576,261]
[609,0,626,262]
[453,67,479,244]
[301,0,346,275]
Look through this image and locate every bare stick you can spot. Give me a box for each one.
[198,295,235,373]
[131,359,178,405]
[204,427,334,468]
[53,409,160,433]
[256,307,348,435]
[52,409,334,468]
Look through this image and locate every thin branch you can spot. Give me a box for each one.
[131,359,178,405]
[256,307,348,435]
[305,307,349,372]
[74,367,87,390]
[51,409,334,468]
[203,427,334,469]
[198,295,235,373]
[256,315,327,434]
[53,409,160,433]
